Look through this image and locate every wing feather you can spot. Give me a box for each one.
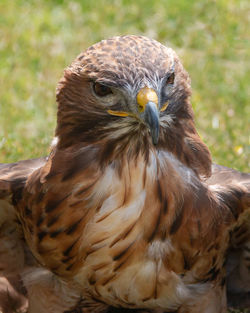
[0,158,46,198]
[207,164,250,309]
[0,158,46,312]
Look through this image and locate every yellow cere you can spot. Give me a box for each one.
[136,87,158,112]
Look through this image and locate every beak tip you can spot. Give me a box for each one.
[151,128,159,145]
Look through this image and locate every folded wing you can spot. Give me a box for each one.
[0,158,46,312]
[207,164,250,309]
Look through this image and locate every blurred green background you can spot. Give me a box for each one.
[0,0,249,173]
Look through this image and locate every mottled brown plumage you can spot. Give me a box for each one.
[0,35,249,313]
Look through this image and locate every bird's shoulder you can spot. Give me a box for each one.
[0,157,47,201]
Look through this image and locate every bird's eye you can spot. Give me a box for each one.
[93,82,113,97]
[165,72,175,85]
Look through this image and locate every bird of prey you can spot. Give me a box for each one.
[0,35,249,313]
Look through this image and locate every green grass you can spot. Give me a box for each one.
[0,0,249,172]
[0,1,249,312]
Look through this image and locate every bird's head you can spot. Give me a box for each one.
[55,35,211,177]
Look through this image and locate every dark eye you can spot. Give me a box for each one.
[165,72,175,85]
[93,82,113,97]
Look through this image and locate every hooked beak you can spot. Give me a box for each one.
[107,87,160,145]
[144,101,159,145]
[137,87,159,145]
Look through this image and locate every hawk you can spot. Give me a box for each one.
[0,35,249,313]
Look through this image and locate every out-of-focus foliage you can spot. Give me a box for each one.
[0,0,249,172]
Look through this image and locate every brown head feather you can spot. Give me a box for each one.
[55,35,211,178]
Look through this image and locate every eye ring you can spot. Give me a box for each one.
[93,82,113,97]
